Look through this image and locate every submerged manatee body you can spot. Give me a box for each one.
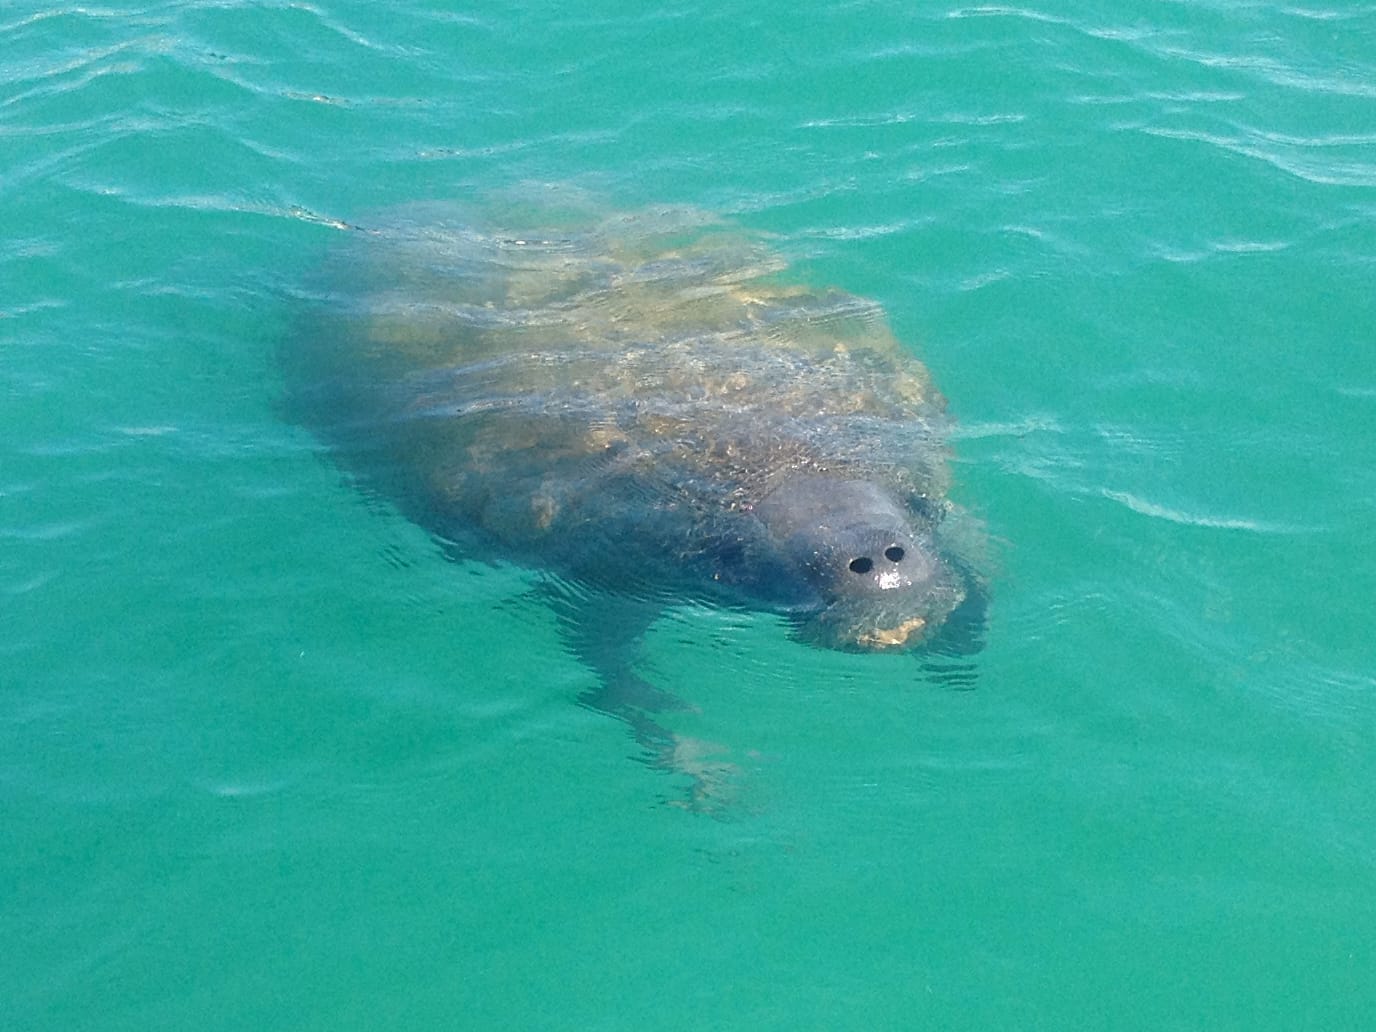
[287,199,983,794]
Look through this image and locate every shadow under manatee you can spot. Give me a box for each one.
[916,563,989,690]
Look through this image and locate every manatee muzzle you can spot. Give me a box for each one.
[753,474,963,650]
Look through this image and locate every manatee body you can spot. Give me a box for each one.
[288,201,979,653]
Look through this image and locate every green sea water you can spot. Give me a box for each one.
[4,1,1374,1029]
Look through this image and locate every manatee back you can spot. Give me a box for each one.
[285,202,957,601]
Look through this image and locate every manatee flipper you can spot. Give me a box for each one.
[541,585,738,810]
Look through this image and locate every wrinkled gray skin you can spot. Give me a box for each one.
[752,475,954,646]
[286,198,983,804]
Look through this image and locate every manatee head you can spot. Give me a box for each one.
[750,474,970,651]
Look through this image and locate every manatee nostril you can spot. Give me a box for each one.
[884,546,905,563]
[849,556,874,574]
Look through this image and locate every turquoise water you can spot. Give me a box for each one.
[4,0,1374,1028]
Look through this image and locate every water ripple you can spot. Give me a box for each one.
[1099,490,1304,534]
[1138,124,1376,188]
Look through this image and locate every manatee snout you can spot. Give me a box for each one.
[753,475,964,650]
[826,521,942,600]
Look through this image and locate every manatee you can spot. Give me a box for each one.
[286,198,985,801]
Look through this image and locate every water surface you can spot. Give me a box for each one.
[4,1,1374,1028]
